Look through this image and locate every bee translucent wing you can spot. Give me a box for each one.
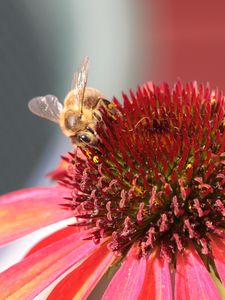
[28,95,63,123]
[72,56,90,112]
[72,56,90,92]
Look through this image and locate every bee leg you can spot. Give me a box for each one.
[93,110,102,122]
[93,97,116,122]
[101,98,111,106]
[97,98,117,115]
[93,98,110,110]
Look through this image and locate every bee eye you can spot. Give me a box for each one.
[79,135,90,143]
[66,115,77,129]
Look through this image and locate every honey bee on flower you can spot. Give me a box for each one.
[28,57,112,148]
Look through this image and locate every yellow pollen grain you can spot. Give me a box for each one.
[93,156,99,163]
[108,103,116,110]
[135,186,145,196]
[210,97,216,105]
[85,150,92,159]
[186,164,192,169]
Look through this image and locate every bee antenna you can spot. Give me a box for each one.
[80,87,85,115]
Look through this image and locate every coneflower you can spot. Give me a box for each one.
[1,81,225,299]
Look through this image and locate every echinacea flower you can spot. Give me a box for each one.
[1,81,225,299]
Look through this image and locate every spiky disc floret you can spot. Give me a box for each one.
[62,81,225,260]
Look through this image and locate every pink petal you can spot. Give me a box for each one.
[47,242,115,300]
[102,244,146,300]
[138,249,172,300]
[0,186,73,245]
[210,233,225,285]
[175,243,221,300]
[0,230,96,300]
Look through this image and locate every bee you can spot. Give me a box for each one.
[28,57,111,148]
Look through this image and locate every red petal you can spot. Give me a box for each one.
[0,186,73,245]
[210,233,225,285]
[175,243,221,300]
[0,230,96,300]
[138,249,172,300]
[102,244,146,300]
[47,160,68,181]
[47,242,115,300]
[25,226,82,257]
[48,149,86,180]
[47,168,68,181]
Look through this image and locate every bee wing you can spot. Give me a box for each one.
[71,56,90,112]
[28,95,63,123]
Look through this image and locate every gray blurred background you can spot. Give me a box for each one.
[0,0,150,194]
[1,1,225,297]
[3,0,223,195]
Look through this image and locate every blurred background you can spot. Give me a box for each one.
[1,0,225,194]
